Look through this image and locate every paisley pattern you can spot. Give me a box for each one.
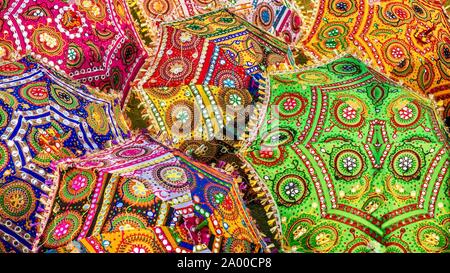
[244,56,450,253]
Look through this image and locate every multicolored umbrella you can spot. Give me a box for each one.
[127,0,304,47]
[136,25,255,90]
[229,0,304,45]
[134,83,263,149]
[130,8,294,148]
[126,0,219,45]
[0,0,148,104]
[300,0,450,118]
[242,55,450,253]
[165,9,294,74]
[36,133,265,253]
[0,56,129,253]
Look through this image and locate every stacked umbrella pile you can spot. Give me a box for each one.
[0,0,448,253]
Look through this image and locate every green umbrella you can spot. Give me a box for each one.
[242,55,450,253]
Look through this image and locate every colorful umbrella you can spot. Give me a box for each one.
[36,133,265,253]
[0,56,129,253]
[130,8,293,148]
[300,0,450,119]
[0,0,148,104]
[135,25,256,90]
[242,55,450,253]
[165,9,293,74]
[127,0,304,47]
[228,0,304,45]
[134,84,263,149]
[126,0,219,45]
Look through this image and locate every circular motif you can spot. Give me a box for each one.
[165,100,198,136]
[107,213,148,232]
[214,70,245,89]
[411,1,430,21]
[43,211,83,248]
[249,146,285,167]
[172,31,201,50]
[417,59,435,91]
[274,93,307,118]
[287,216,316,247]
[159,57,193,81]
[204,184,230,211]
[153,165,195,193]
[332,96,367,130]
[121,42,137,66]
[218,88,252,111]
[382,39,413,76]
[50,85,79,110]
[306,225,339,253]
[31,27,65,56]
[0,181,36,222]
[253,3,274,30]
[388,98,422,129]
[67,44,84,68]
[333,148,365,181]
[143,0,173,18]
[56,7,86,37]
[390,149,422,181]
[328,0,357,17]
[116,230,165,253]
[19,82,49,106]
[275,174,308,207]
[379,3,413,26]
[59,169,96,203]
[416,225,448,253]
[179,140,217,163]
[119,178,155,207]
[79,0,106,21]
[115,146,150,159]
[318,22,349,51]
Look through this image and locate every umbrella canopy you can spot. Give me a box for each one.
[134,84,262,149]
[127,0,304,46]
[165,9,293,74]
[242,55,450,253]
[301,0,450,119]
[136,25,255,90]
[130,9,293,148]
[36,133,265,253]
[228,0,304,45]
[0,0,148,105]
[0,56,129,253]
[126,0,220,45]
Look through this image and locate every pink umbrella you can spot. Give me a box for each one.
[0,0,148,105]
